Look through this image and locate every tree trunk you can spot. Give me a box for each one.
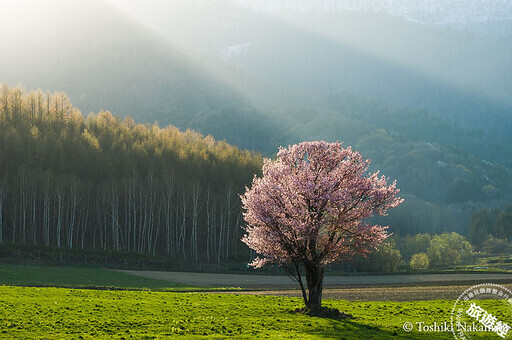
[80,199,89,250]
[11,204,17,243]
[224,186,232,261]
[164,175,174,258]
[19,169,28,245]
[0,177,6,245]
[190,182,200,261]
[42,177,50,247]
[68,179,82,249]
[31,179,37,245]
[0,200,3,245]
[205,189,211,263]
[305,265,324,312]
[285,262,309,308]
[55,190,63,248]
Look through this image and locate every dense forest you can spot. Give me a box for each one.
[2,0,511,238]
[256,96,512,235]
[1,82,510,262]
[469,205,512,249]
[0,84,262,263]
[176,93,512,235]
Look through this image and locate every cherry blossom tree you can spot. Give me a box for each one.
[241,141,403,312]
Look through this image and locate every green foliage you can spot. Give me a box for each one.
[279,98,512,235]
[493,206,512,240]
[396,232,479,269]
[0,84,262,262]
[282,96,512,201]
[3,3,512,241]
[0,285,474,339]
[468,208,497,249]
[318,94,512,236]
[469,205,512,249]
[426,233,472,267]
[397,233,432,262]
[482,236,511,255]
[410,253,430,270]
[354,241,402,273]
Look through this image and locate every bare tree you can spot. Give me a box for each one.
[0,84,9,120]
[96,186,108,250]
[163,173,175,257]
[190,181,202,261]
[205,188,214,263]
[10,201,17,244]
[0,175,7,244]
[231,206,242,259]
[224,185,234,262]
[42,176,51,247]
[17,169,29,245]
[126,174,138,252]
[145,175,157,254]
[54,183,64,248]
[108,182,120,250]
[79,190,90,249]
[67,178,82,249]
[30,174,38,245]
[178,187,188,260]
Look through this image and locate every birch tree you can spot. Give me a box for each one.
[0,175,7,244]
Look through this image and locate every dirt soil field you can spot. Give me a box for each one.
[224,284,512,301]
[119,270,512,288]
[119,270,512,301]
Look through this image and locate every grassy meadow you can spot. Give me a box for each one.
[0,264,188,290]
[0,285,461,339]
[0,264,506,339]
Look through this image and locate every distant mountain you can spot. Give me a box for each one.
[0,0,283,151]
[3,0,511,140]
[111,0,512,139]
[2,0,512,235]
[232,0,512,34]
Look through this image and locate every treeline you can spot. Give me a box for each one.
[353,230,512,273]
[395,232,474,268]
[353,232,473,272]
[0,84,262,263]
[268,95,512,235]
[279,98,512,205]
[469,205,512,250]
[361,227,512,273]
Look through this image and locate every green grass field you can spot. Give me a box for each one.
[0,264,507,339]
[2,286,507,339]
[0,264,188,290]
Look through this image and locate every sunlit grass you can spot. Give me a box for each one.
[0,285,502,339]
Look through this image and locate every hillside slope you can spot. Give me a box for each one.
[0,84,261,261]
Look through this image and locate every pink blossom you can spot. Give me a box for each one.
[241,141,403,268]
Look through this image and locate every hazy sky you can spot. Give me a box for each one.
[1,0,511,126]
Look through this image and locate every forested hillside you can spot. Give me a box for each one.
[278,95,512,203]
[0,0,283,154]
[115,1,512,138]
[0,84,262,262]
[1,0,511,246]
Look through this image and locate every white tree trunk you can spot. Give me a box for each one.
[42,177,50,247]
[164,174,175,257]
[0,176,7,245]
[67,179,82,249]
[190,182,201,261]
[55,188,63,249]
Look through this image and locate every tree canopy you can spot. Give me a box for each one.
[0,84,262,263]
[241,141,402,311]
